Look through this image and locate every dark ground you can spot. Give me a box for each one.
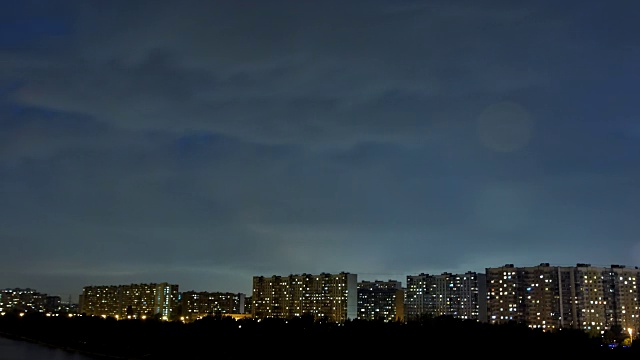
[0,313,637,359]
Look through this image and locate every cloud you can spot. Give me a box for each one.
[4,1,559,148]
[1,1,639,300]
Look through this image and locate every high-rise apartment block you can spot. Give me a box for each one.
[79,282,179,320]
[180,291,247,322]
[485,263,640,334]
[405,272,486,322]
[0,288,48,313]
[357,280,404,322]
[486,263,555,328]
[7,260,639,337]
[252,272,357,322]
[244,295,252,315]
[45,296,62,313]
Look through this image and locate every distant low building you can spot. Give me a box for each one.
[180,291,247,322]
[45,296,61,313]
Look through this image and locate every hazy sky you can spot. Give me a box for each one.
[1,0,639,301]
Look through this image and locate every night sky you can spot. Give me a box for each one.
[1,0,639,301]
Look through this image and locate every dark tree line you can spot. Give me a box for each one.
[0,311,637,359]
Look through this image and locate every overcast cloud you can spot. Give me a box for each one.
[1,0,639,300]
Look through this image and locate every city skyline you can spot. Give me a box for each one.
[3,260,638,302]
[6,263,640,336]
[1,1,639,302]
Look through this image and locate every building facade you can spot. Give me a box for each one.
[576,264,640,334]
[357,280,404,322]
[252,272,357,322]
[80,282,179,320]
[405,272,486,322]
[486,263,567,330]
[244,295,252,315]
[486,263,640,334]
[181,291,247,322]
[45,296,62,313]
[0,288,48,313]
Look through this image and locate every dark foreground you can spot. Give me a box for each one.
[0,313,637,359]
[0,335,98,360]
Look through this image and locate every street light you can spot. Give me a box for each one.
[628,328,633,345]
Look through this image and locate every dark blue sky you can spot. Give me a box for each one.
[1,0,639,300]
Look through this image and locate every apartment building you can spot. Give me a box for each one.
[405,272,486,322]
[79,282,179,319]
[252,272,357,322]
[357,280,404,322]
[486,263,640,334]
[575,264,640,334]
[181,291,247,322]
[244,295,252,315]
[0,288,48,313]
[45,295,62,313]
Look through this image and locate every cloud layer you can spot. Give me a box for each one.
[1,0,639,299]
